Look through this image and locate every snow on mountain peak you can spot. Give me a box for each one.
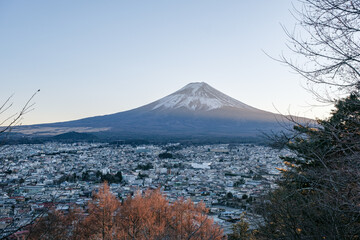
[152,82,256,111]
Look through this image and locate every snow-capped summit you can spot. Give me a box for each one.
[17,82,305,140]
[151,82,256,111]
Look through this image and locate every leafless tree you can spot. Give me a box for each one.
[0,90,40,240]
[281,0,360,100]
[255,1,360,239]
[0,90,40,141]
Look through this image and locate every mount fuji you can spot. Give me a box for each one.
[18,82,300,142]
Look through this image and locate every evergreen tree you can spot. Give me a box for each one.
[257,91,360,239]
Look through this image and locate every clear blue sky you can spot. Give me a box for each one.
[1,0,332,125]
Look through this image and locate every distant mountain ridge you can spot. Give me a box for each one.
[52,131,98,141]
[16,82,305,141]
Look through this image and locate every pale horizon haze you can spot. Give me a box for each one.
[1,1,333,125]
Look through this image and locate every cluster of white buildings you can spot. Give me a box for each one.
[0,142,291,236]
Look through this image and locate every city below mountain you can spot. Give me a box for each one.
[16,82,306,143]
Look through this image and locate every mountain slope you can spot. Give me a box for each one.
[17,82,300,140]
[150,82,257,111]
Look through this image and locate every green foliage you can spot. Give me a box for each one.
[257,92,360,239]
[252,174,263,180]
[226,192,234,199]
[225,172,237,176]
[81,171,90,181]
[286,91,360,169]
[228,213,253,240]
[136,162,153,170]
[100,171,123,183]
[234,178,245,187]
[137,172,149,179]
[115,171,122,181]
[60,170,123,184]
[158,152,173,159]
